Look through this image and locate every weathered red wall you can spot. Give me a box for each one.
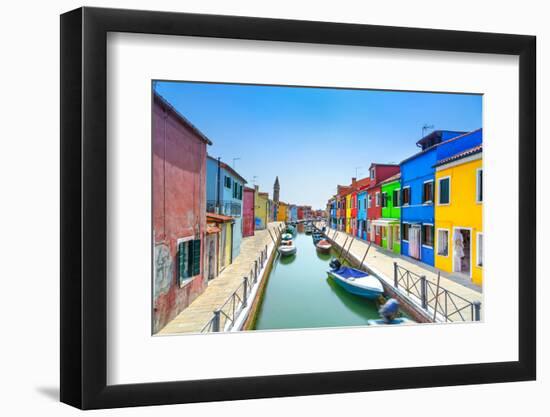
[242,187,255,237]
[152,96,208,333]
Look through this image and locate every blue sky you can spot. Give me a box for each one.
[155,81,482,209]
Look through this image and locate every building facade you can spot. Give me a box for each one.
[242,186,255,237]
[206,156,247,260]
[366,164,400,245]
[152,93,211,333]
[254,186,269,230]
[379,174,401,254]
[434,142,483,285]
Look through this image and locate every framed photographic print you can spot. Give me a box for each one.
[60,6,536,410]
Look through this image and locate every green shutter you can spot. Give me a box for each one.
[190,239,201,276]
[178,241,189,281]
[440,179,449,204]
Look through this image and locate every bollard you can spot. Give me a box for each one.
[420,276,427,309]
[393,262,398,288]
[473,301,481,321]
[254,260,258,282]
[242,277,248,307]
[212,309,221,332]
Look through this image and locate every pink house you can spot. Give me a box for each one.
[152,92,212,333]
[242,186,255,237]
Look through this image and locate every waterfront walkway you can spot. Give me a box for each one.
[322,225,483,321]
[158,222,283,334]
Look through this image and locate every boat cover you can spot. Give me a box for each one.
[332,266,369,279]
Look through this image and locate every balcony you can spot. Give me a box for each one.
[207,200,242,217]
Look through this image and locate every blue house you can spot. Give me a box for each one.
[400,130,473,265]
[206,155,247,260]
[357,190,368,240]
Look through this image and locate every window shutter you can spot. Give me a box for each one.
[191,239,201,276]
[178,241,188,281]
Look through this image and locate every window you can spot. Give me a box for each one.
[375,225,380,236]
[367,220,372,233]
[224,175,232,188]
[422,224,434,247]
[438,177,450,205]
[402,223,410,241]
[437,229,449,256]
[402,187,411,206]
[394,225,400,241]
[393,189,401,207]
[367,194,372,208]
[178,239,201,285]
[423,181,434,203]
[381,227,386,238]
[370,168,375,179]
[477,233,483,267]
[381,192,387,207]
[376,192,381,206]
[476,168,483,203]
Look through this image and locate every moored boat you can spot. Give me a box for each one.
[281,233,293,241]
[327,259,383,300]
[316,239,332,254]
[278,240,297,256]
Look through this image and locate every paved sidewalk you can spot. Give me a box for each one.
[322,225,483,321]
[158,222,284,334]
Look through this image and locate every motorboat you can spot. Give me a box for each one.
[327,259,383,300]
[316,239,332,254]
[278,240,297,256]
[281,233,293,241]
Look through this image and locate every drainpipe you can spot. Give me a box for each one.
[216,157,221,214]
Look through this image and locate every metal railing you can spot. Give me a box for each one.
[393,262,481,322]
[201,239,272,333]
[206,200,242,217]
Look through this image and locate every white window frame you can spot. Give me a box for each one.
[393,188,401,208]
[422,179,434,205]
[421,223,434,248]
[367,194,372,208]
[436,228,450,256]
[476,232,483,267]
[437,176,451,206]
[370,167,375,179]
[402,222,410,242]
[476,168,483,203]
[375,192,381,207]
[402,185,411,206]
[176,236,199,287]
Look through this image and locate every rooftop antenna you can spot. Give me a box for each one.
[354,166,363,178]
[422,124,434,138]
[252,175,258,185]
[232,157,241,169]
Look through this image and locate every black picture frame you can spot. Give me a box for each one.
[60,6,536,410]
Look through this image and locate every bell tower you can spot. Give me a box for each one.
[273,176,280,203]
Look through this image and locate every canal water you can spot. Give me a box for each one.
[253,228,382,331]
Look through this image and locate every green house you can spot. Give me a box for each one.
[379,173,401,254]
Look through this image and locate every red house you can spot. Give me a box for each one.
[242,186,256,237]
[366,163,400,245]
[152,92,212,334]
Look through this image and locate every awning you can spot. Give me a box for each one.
[207,224,221,234]
[372,218,400,226]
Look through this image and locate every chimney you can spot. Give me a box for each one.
[352,177,357,186]
[254,185,259,192]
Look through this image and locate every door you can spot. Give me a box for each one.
[387,225,393,250]
[453,229,471,277]
[408,225,421,259]
[220,225,227,270]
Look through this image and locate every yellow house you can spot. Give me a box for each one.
[254,187,269,229]
[277,201,288,222]
[345,193,352,234]
[434,145,483,286]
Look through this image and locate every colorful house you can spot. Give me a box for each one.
[205,213,234,280]
[357,188,368,240]
[289,204,298,222]
[277,201,288,222]
[379,173,401,254]
[206,155,247,260]
[152,92,211,333]
[242,186,255,237]
[400,130,476,265]
[345,192,352,234]
[434,140,483,285]
[366,164,400,245]
[254,186,269,230]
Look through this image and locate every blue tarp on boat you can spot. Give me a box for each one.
[332,266,369,279]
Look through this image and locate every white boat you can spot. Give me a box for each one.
[327,259,383,300]
[316,239,332,254]
[278,241,297,256]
